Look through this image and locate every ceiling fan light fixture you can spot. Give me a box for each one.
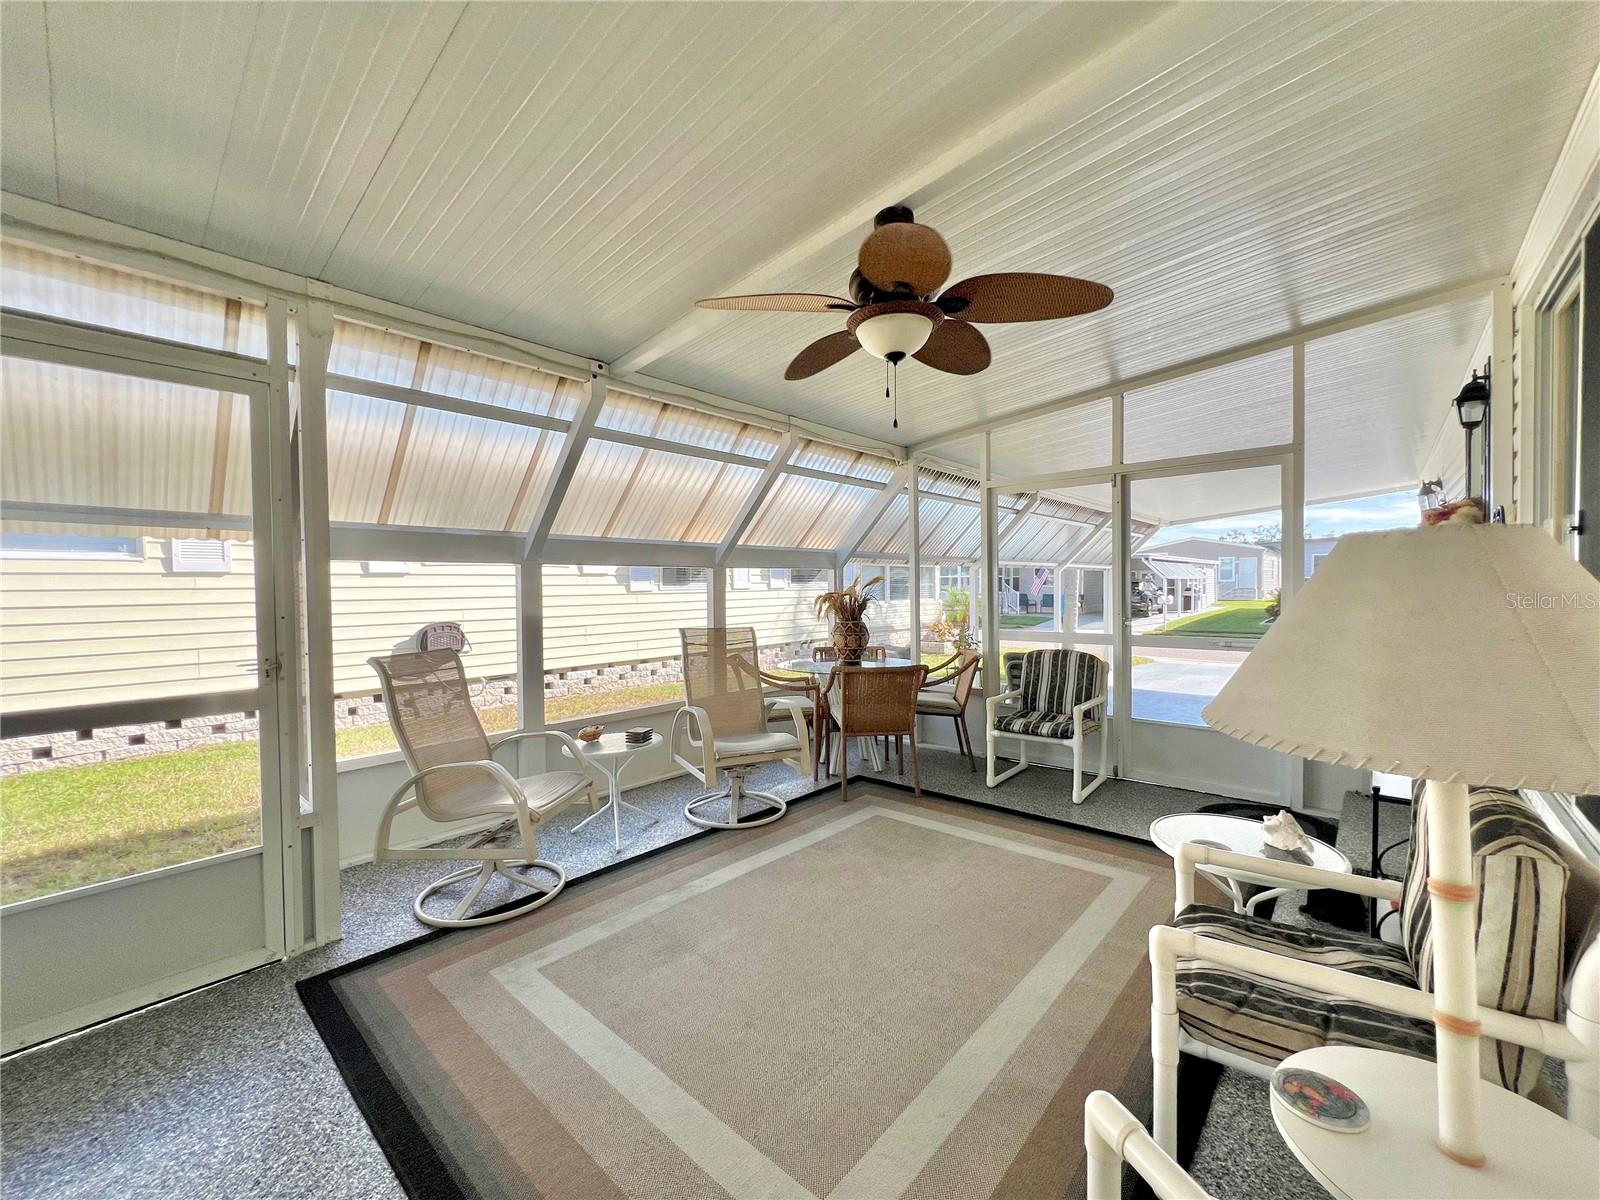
[854,311,934,360]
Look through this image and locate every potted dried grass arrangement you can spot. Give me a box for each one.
[815,575,883,664]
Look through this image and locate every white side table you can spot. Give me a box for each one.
[573,731,662,852]
[1149,812,1349,915]
[1270,1046,1600,1199]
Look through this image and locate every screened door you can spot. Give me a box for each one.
[0,346,289,1051]
[1116,459,1290,803]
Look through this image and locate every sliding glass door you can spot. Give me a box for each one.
[0,343,290,1051]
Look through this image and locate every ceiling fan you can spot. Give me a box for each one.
[696,205,1113,427]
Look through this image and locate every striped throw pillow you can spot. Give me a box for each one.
[1399,787,1570,1094]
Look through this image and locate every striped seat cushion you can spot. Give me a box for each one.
[1400,788,1571,1095]
[1175,904,1436,1069]
[993,709,1077,739]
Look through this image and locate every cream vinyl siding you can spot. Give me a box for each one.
[0,545,527,713]
[541,568,831,672]
[724,574,831,652]
[1,552,846,716]
[1,539,260,712]
[328,562,517,695]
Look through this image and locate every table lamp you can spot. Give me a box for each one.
[1202,521,1599,1168]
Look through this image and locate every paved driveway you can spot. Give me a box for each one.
[1129,658,1239,725]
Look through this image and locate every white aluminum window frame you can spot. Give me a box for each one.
[0,533,145,561]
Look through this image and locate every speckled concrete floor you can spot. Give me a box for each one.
[1,751,1320,1199]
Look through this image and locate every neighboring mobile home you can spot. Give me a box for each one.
[1142,536,1282,601]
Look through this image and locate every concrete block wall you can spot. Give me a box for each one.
[1,642,822,777]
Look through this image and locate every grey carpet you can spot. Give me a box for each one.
[1,750,1318,1199]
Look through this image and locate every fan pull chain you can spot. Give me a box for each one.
[890,357,899,429]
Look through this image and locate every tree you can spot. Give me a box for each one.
[1219,522,1281,546]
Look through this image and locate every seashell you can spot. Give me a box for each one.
[1262,809,1313,854]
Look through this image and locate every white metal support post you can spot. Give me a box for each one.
[710,562,727,629]
[1282,343,1307,811]
[263,296,299,956]
[1111,472,1132,779]
[907,457,922,661]
[980,434,1001,691]
[294,300,341,946]
[1490,277,1515,520]
[516,558,546,777]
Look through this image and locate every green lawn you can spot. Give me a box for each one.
[0,705,528,904]
[1000,614,1052,629]
[1156,600,1273,638]
[1,740,264,903]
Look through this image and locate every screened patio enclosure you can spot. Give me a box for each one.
[0,198,1514,1055]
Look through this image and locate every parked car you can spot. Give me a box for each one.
[1130,583,1167,617]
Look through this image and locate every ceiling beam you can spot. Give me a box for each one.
[523,376,604,558]
[834,465,910,571]
[325,372,570,434]
[606,3,1250,380]
[914,274,1505,455]
[716,430,800,566]
[995,494,1041,544]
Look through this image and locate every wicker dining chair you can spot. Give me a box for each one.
[812,644,888,663]
[916,648,981,771]
[368,650,596,928]
[826,663,928,802]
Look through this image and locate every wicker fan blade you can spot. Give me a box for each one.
[785,330,860,380]
[858,223,951,296]
[913,321,990,375]
[697,293,855,313]
[939,273,1112,323]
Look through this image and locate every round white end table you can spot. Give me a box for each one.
[573,731,662,852]
[1149,811,1349,914]
[1270,1046,1600,1199]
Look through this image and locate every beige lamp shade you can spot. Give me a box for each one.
[1203,524,1599,792]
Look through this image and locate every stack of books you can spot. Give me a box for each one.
[624,727,654,746]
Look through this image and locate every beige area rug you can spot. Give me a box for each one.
[301,785,1175,1199]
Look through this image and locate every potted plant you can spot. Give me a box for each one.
[929,587,975,651]
[815,575,883,663]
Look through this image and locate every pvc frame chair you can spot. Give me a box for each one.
[1084,1091,1211,1200]
[369,650,596,928]
[985,648,1110,804]
[1147,841,1600,1157]
[672,627,812,830]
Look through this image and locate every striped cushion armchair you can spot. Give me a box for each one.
[1151,788,1600,1152]
[984,648,1110,804]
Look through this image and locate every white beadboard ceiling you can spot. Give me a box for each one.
[2,0,1595,461]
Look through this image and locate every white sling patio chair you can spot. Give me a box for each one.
[672,627,812,829]
[369,650,596,928]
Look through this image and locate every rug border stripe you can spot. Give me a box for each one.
[296,774,1205,1198]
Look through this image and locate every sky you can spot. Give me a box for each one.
[1148,489,1419,547]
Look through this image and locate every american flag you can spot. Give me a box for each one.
[1027,567,1049,602]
